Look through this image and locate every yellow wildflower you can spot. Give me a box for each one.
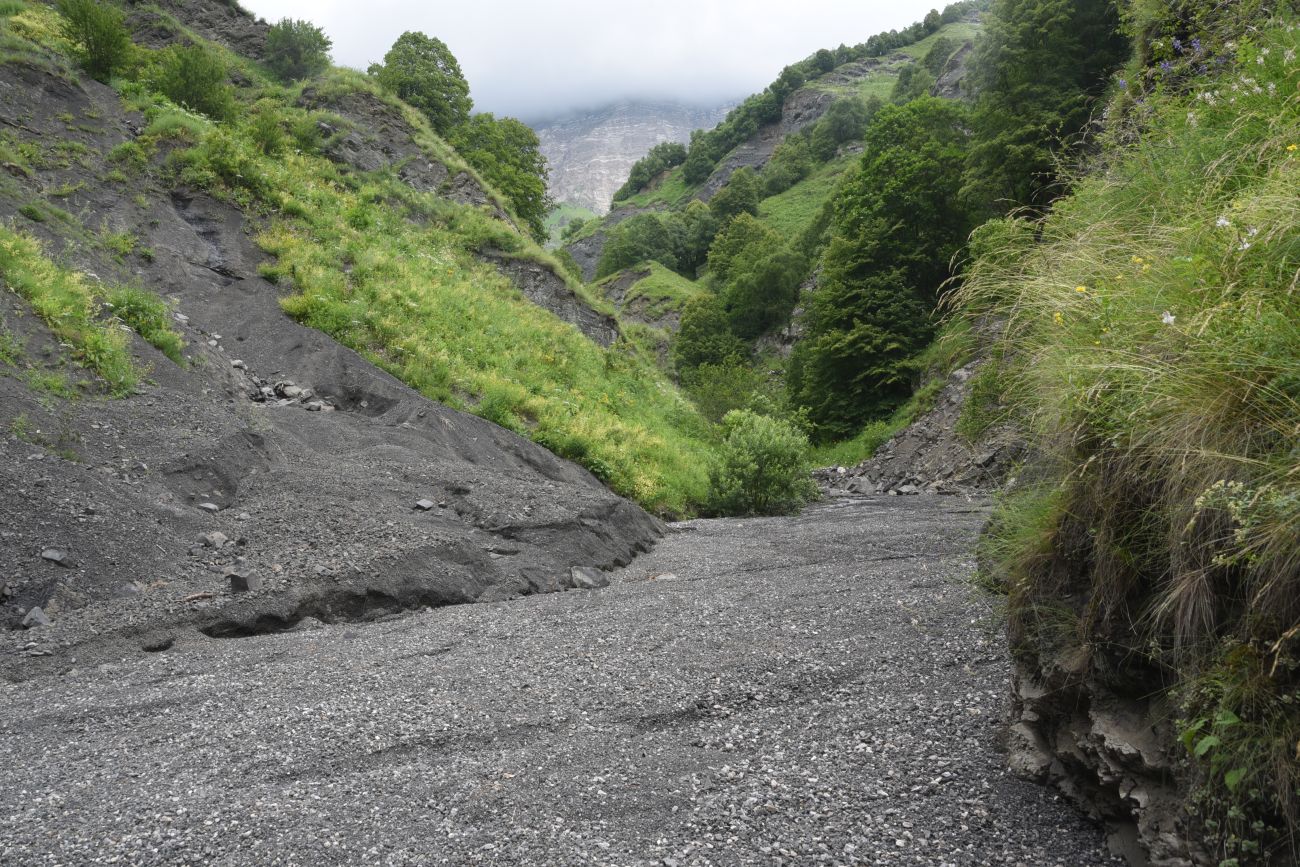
[1289,144,1299,151]
[1131,255,1144,264]
[1053,311,1065,325]
[1075,285,1089,293]
[1142,263,1151,272]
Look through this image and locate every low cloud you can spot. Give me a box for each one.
[240,0,942,120]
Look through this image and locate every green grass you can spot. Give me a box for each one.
[0,227,139,395]
[137,67,721,514]
[599,261,704,322]
[758,154,854,238]
[105,285,185,363]
[0,0,724,515]
[957,19,1300,856]
[809,20,981,102]
[544,201,597,247]
[0,1,28,18]
[620,165,692,210]
[0,322,20,365]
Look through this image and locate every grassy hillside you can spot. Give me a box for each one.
[959,10,1300,859]
[757,153,856,238]
[0,1,717,515]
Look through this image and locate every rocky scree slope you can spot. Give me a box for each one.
[0,21,660,675]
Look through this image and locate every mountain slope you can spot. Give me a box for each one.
[0,0,705,662]
[562,9,983,283]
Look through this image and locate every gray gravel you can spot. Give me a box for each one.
[0,496,1119,866]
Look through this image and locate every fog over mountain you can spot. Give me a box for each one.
[239,0,940,119]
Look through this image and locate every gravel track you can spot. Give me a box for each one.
[0,496,1119,866]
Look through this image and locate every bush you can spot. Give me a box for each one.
[56,0,131,81]
[710,409,817,515]
[265,18,332,83]
[681,359,762,424]
[154,44,234,121]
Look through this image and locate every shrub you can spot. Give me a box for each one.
[154,44,234,121]
[710,409,817,515]
[56,0,131,81]
[681,359,762,424]
[248,106,287,155]
[265,18,332,83]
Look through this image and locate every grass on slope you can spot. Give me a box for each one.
[0,226,183,394]
[0,6,716,514]
[544,201,597,247]
[809,20,981,102]
[758,154,856,239]
[601,261,704,319]
[957,19,1300,856]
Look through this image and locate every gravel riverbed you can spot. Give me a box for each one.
[0,496,1120,866]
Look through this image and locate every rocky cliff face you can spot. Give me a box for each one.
[533,100,731,214]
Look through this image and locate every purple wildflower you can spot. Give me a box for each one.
[1118,77,1127,89]
[1173,37,1183,53]
[1160,60,1174,72]
[1191,38,1202,53]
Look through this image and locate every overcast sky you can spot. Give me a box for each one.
[239,0,942,121]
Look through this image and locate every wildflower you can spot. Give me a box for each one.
[1191,38,1203,54]
[1132,255,1144,264]
[1053,311,1065,326]
[1286,49,1297,64]
[1239,241,1251,251]
[1142,263,1152,273]
[1162,311,1176,325]
[1172,38,1183,53]
[1161,60,1174,72]
[1118,78,1127,89]
[1216,216,1231,227]
[1289,144,1299,152]
[1246,227,1259,237]
[1075,285,1088,293]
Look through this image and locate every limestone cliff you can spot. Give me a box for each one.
[533,100,731,215]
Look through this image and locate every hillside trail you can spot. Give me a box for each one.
[0,496,1119,866]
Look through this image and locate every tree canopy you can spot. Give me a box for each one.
[369,32,472,136]
[265,18,332,83]
[961,0,1126,213]
[451,114,552,242]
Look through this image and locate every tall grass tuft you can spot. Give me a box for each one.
[956,18,1300,860]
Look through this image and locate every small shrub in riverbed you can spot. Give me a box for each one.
[709,409,817,516]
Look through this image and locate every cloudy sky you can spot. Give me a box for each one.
[240,0,942,121]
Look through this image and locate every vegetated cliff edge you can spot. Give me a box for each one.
[836,8,1300,865]
[0,0,668,674]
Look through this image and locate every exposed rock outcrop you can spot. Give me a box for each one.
[1008,650,1209,867]
[478,250,620,347]
[822,361,1022,496]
